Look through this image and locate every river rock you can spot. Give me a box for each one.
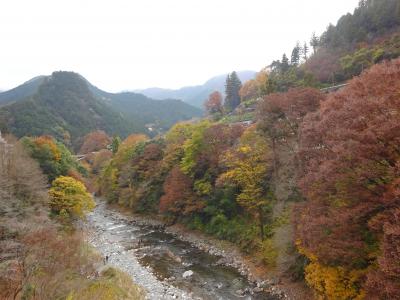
[235,289,245,296]
[166,249,182,263]
[253,287,264,293]
[182,270,194,278]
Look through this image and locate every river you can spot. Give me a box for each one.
[86,201,280,300]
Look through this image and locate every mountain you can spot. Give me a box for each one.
[88,85,203,132]
[136,70,256,108]
[0,72,202,148]
[0,76,46,106]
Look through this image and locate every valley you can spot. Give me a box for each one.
[86,200,281,299]
[1,0,400,299]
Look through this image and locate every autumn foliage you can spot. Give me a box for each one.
[159,166,202,218]
[49,176,95,219]
[96,57,400,298]
[79,130,111,154]
[204,91,223,115]
[296,59,400,298]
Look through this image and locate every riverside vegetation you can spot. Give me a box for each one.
[97,60,400,300]
[0,136,145,299]
[95,1,400,297]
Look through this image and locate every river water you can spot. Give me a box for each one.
[86,201,278,300]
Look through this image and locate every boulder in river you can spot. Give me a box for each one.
[182,270,194,278]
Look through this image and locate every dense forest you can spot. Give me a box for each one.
[94,58,400,300]
[0,72,202,149]
[91,1,400,298]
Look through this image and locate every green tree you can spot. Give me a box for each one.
[281,54,290,72]
[224,71,242,112]
[21,136,86,182]
[111,136,121,154]
[291,42,301,66]
[310,32,319,53]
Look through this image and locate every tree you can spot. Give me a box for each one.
[303,48,341,83]
[303,42,309,61]
[291,42,301,66]
[224,71,242,111]
[257,87,323,175]
[111,136,121,154]
[49,176,95,219]
[21,135,85,182]
[90,149,113,174]
[159,166,203,221]
[0,137,48,207]
[239,69,273,101]
[204,91,223,115]
[113,134,147,165]
[296,59,400,298]
[310,32,319,53]
[218,127,272,240]
[281,54,290,72]
[239,80,258,102]
[79,130,111,154]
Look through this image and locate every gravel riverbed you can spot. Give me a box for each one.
[85,200,286,299]
[86,201,195,299]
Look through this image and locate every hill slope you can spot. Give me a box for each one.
[89,85,202,131]
[136,70,256,108]
[0,76,46,106]
[0,72,202,147]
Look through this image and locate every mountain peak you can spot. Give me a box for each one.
[0,71,202,149]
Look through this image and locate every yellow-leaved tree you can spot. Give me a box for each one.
[49,176,95,219]
[218,126,272,240]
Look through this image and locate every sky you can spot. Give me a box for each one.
[0,0,360,92]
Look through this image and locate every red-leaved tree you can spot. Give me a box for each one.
[296,59,400,298]
[204,91,223,115]
[159,166,204,222]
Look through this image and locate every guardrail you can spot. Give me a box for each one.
[320,83,348,93]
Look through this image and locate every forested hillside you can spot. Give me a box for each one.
[0,72,202,149]
[95,57,400,300]
[91,88,202,132]
[241,0,400,95]
[89,1,400,298]
[0,72,135,147]
[0,76,45,106]
[136,70,256,108]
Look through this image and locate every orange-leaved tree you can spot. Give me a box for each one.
[296,58,400,299]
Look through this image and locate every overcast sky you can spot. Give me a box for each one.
[0,0,359,92]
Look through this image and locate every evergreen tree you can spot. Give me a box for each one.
[310,32,319,53]
[291,42,301,66]
[303,42,309,61]
[224,71,242,112]
[281,54,290,72]
[111,136,121,154]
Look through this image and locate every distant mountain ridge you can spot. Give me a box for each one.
[0,76,46,106]
[136,70,256,108]
[0,72,202,148]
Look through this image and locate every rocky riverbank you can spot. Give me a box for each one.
[85,202,195,300]
[107,203,291,299]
